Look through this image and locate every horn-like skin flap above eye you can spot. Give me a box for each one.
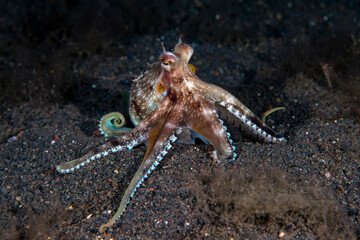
[174,39,194,64]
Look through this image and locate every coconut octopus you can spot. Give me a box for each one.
[56,38,286,233]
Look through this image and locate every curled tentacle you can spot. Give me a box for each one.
[99,112,132,137]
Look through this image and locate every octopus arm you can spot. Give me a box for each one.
[100,102,182,232]
[188,101,235,161]
[56,98,173,174]
[196,81,286,143]
[56,128,149,173]
[218,101,286,143]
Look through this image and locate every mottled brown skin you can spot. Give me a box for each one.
[157,51,234,159]
[129,39,194,127]
[56,38,285,233]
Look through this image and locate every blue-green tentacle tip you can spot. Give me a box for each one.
[99,112,132,137]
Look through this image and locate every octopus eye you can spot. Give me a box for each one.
[160,53,176,66]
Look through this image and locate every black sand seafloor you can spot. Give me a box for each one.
[1,1,360,239]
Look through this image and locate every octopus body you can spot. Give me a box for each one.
[56,38,286,233]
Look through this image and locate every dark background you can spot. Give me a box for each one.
[1,0,359,106]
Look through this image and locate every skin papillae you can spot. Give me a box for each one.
[56,38,286,233]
